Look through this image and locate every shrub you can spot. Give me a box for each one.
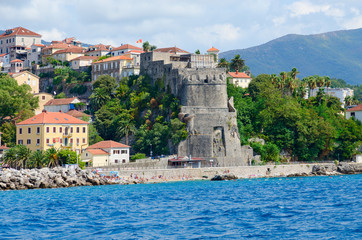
[131,153,146,161]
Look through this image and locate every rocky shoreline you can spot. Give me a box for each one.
[0,167,127,191]
[286,162,362,177]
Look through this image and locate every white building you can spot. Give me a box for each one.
[82,140,130,167]
[228,71,252,88]
[44,97,81,113]
[310,87,354,107]
[110,44,143,56]
[26,44,45,67]
[70,56,98,70]
[0,53,10,72]
[346,104,362,122]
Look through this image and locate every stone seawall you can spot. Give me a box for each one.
[98,162,362,182]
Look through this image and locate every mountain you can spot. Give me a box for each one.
[220,28,362,85]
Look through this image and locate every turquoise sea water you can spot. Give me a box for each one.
[0,175,361,239]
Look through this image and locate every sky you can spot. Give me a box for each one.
[1,0,362,52]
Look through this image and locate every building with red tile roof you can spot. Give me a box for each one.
[346,103,362,122]
[85,44,111,57]
[44,97,81,113]
[0,27,42,60]
[207,47,219,52]
[92,55,137,81]
[154,46,189,54]
[66,110,90,120]
[111,44,143,57]
[228,71,252,88]
[70,55,98,70]
[82,140,130,167]
[16,110,89,152]
[52,46,85,62]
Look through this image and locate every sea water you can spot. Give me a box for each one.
[0,175,361,239]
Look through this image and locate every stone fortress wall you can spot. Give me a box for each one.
[140,51,247,166]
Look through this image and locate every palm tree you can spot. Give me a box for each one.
[308,76,317,90]
[316,76,325,88]
[217,58,229,71]
[344,96,353,107]
[143,41,150,52]
[279,71,287,82]
[89,87,111,112]
[230,54,245,72]
[44,148,59,168]
[290,67,299,80]
[29,150,44,169]
[271,74,278,85]
[15,145,31,169]
[118,121,137,145]
[325,76,331,88]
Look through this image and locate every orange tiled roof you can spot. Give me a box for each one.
[112,44,142,51]
[87,149,109,155]
[33,44,45,47]
[70,56,98,61]
[346,104,362,112]
[207,46,219,52]
[0,27,41,38]
[17,111,89,125]
[228,72,251,78]
[93,55,133,64]
[0,145,9,150]
[0,53,8,57]
[44,97,78,106]
[87,140,130,149]
[154,47,189,54]
[66,110,90,118]
[42,43,69,51]
[53,47,84,54]
[124,50,144,54]
[10,59,23,63]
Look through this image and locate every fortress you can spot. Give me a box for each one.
[140,50,248,166]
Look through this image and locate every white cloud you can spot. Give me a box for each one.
[343,16,362,29]
[38,28,66,42]
[288,1,330,17]
[189,24,242,45]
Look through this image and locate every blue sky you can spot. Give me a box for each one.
[1,0,362,52]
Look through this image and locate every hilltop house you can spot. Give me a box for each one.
[85,44,111,57]
[27,44,45,66]
[228,70,252,88]
[309,87,354,107]
[346,104,362,122]
[52,46,85,62]
[44,97,81,113]
[207,46,219,66]
[9,59,24,73]
[11,71,39,94]
[91,55,135,82]
[41,42,69,63]
[0,53,10,71]
[65,109,90,121]
[81,140,130,167]
[110,44,142,56]
[16,110,89,153]
[0,27,42,60]
[70,56,97,70]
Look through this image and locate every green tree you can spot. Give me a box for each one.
[29,150,45,169]
[44,148,59,168]
[143,41,150,52]
[217,58,229,71]
[230,54,245,72]
[195,49,200,54]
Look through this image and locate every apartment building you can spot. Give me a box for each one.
[91,55,135,81]
[16,110,89,153]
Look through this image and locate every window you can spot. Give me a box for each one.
[37,127,40,134]
[60,138,63,143]
[42,96,45,100]
[46,127,49,133]
[83,127,86,133]
[121,150,127,154]
[70,127,73,133]
[46,139,50,144]
[18,140,23,145]
[82,138,86,144]
[122,159,126,163]
[59,127,62,133]
[113,150,120,154]
[22,38,24,42]
[28,127,31,134]
[70,138,73,144]
[27,139,31,145]
[115,159,119,163]
[36,139,40,145]
[19,128,23,134]
[351,112,355,117]
[76,127,79,133]
[53,127,56,133]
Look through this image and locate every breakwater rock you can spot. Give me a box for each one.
[211,174,238,181]
[287,162,362,177]
[0,167,116,191]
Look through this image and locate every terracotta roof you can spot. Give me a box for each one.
[87,149,109,155]
[0,145,9,150]
[53,47,84,55]
[93,55,133,64]
[70,56,98,61]
[0,53,8,57]
[11,71,39,79]
[154,47,189,54]
[33,44,45,47]
[87,140,130,149]
[346,104,362,112]
[10,59,23,63]
[0,27,41,38]
[207,47,219,52]
[124,50,144,54]
[44,97,78,106]
[42,43,69,50]
[66,110,90,118]
[112,44,142,51]
[228,72,251,78]
[17,111,89,125]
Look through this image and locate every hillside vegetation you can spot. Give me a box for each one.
[221,28,362,85]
